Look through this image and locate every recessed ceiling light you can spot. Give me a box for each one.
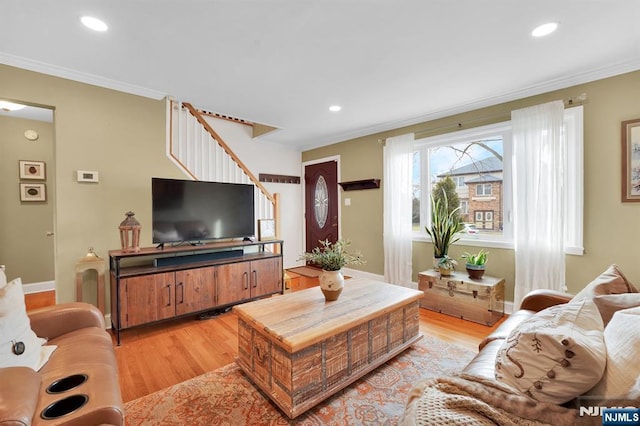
[0,100,26,112]
[81,16,108,32]
[329,105,342,112]
[531,22,558,37]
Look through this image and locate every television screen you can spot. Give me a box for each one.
[152,178,255,244]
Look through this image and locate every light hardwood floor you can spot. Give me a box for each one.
[112,290,506,403]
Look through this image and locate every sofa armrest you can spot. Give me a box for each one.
[519,289,573,312]
[28,302,105,340]
[0,367,41,426]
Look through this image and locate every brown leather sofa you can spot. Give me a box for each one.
[0,302,123,425]
[461,289,573,380]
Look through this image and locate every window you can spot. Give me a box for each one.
[476,183,492,196]
[460,200,469,215]
[412,107,583,253]
[453,176,465,187]
[413,122,511,244]
[563,106,584,255]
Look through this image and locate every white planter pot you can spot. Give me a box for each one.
[433,257,442,269]
[319,269,344,301]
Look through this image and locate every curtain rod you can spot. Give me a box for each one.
[378,93,588,144]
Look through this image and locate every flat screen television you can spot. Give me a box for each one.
[152,178,255,244]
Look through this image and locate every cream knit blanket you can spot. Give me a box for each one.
[400,374,599,426]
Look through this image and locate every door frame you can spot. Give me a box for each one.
[301,155,341,258]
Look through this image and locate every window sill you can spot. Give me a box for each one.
[412,234,514,250]
[413,234,584,255]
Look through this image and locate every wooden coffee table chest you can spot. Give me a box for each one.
[418,269,504,326]
[233,278,423,418]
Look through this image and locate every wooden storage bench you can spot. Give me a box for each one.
[418,269,504,326]
[233,278,423,418]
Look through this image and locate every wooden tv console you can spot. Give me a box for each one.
[109,239,283,344]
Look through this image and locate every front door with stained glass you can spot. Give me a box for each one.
[304,161,339,256]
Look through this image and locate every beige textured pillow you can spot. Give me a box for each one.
[593,293,640,326]
[586,306,640,401]
[495,299,606,404]
[0,274,56,371]
[571,264,637,303]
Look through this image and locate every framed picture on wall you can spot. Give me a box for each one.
[621,118,640,202]
[20,183,46,202]
[19,160,46,180]
[258,219,276,241]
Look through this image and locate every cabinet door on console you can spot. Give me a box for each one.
[175,267,216,315]
[216,262,251,306]
[251,257,283,298]
[121,272,175,328]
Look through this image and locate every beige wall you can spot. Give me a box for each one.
[0,115,54,283]
[0,64,184,306]
[3,62,639,307]
[303,70,640,302]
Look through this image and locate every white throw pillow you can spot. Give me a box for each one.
[495,299,606,404]
[586,306,640,401]
[593,293,640,326]
[0,273,56,371]
[571,264,637,303]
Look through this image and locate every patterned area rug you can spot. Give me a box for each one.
[124,335,474,425]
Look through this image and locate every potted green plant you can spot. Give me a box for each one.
[461,249,488,280]
[424,189,464,267]
[298,239,365,301]
[437,255,457,276]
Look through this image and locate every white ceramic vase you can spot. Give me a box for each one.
[319,269,344,301]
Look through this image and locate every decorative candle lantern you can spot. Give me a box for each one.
[119,211,141,252]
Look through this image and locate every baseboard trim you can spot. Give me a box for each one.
[23,280,55,294]
[504,301,515,315]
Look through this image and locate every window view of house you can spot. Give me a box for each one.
[413,124,509,243]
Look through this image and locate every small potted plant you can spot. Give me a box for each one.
[461,249,488,280]
[437,255,457,276]
[298,239,365,301]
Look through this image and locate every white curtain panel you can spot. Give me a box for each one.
[383,133,415,288]
[512,101,566,309]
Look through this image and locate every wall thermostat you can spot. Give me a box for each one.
[77,170,99,183]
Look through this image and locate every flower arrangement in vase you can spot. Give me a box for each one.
[298,239,365,301]
[437,255,457,276]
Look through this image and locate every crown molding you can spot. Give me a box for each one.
[300,57,640,151]
[3,51,640,151]
[0,53,167,100]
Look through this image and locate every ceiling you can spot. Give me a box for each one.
[0,105,53,122]
[1,1,640,150]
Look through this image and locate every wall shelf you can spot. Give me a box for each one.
[338,179,381,191]
[259,173,300,184]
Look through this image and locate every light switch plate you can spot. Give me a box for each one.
[77,170,99,183]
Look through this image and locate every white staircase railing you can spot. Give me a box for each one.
[168,101,277,225]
